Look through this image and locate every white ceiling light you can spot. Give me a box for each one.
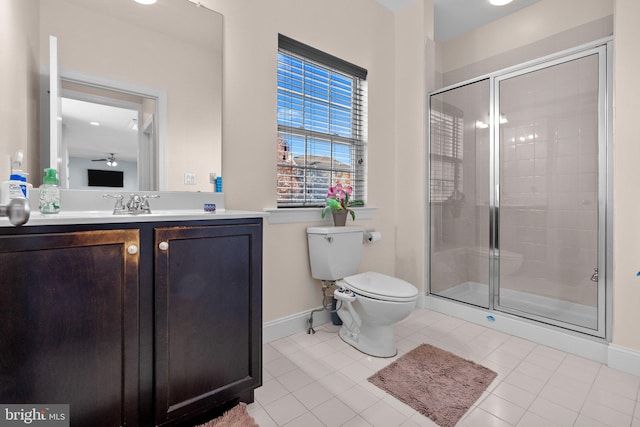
[134,0,157,5]
[489,0,513,5]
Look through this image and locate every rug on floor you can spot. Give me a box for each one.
[196,403,258,427]
[368,343,497,427]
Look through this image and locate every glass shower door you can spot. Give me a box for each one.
[429,79,491,308]
[495,49,605,334]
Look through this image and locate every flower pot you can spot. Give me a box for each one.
[332,210,348,226]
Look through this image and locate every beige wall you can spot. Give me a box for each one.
[394,1,431,292]
[612,0,640,351]
[200,0,432,322]
[438,1,613,88]
[1,0,39,179]
[440,0,614,75]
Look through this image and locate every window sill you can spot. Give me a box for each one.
[264,206,377,224]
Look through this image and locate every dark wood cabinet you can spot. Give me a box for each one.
[0,218,263,427]
[154,224,262,425]
[0,230,140,427]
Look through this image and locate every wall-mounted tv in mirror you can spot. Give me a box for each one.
[88,169,124,188]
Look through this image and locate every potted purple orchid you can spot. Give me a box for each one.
[321,183,359,225]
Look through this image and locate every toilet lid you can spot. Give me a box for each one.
[343,272,418,302]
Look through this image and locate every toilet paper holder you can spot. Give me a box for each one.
[363,230,382,243]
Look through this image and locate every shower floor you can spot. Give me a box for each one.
[437,281,598,330]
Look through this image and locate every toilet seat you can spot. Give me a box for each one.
[343,272,418,302]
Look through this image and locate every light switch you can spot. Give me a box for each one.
[184,173,196,185]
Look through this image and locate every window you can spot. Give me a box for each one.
[277,34,367,208]
[429,104,463,203]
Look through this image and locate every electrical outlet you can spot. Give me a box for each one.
[209,172,217,184]
[184,173,196,185]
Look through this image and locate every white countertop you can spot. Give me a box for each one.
[1,209,266,227]
[0,189,266,227]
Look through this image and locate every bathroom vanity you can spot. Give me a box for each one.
[0,199,263,426]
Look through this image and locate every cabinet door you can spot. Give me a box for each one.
[154,223,262,425]
[0,229,140,427]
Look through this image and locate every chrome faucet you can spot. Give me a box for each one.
[104,193,159,215]
[126,193,143,212]
[590,268,599,282]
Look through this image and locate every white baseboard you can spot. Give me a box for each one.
[608,344,640,377]
[263,296,426,344]
[263,306,331,343]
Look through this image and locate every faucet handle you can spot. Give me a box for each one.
[141,194,159,212]
[103,194,125,213]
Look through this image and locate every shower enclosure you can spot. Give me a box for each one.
[428,40,611,338]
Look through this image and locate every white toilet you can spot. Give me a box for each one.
[307,226,418,357]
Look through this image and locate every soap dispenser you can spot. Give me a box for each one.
[39,168,60,214]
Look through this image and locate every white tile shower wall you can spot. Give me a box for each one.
[497,54,599,307]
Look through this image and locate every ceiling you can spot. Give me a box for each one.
[376,0,541,42]
[61,98,139,163]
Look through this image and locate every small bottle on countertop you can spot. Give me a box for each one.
[39,168,60,214]
[0,172,28,205]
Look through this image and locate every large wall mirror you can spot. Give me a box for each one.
[39,0,222,191]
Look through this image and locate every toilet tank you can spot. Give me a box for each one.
[307,226,364,280]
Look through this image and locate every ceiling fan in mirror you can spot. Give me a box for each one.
[92,153,118,167]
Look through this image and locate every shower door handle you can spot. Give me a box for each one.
[590,268,598,282]
[492,184,499,253]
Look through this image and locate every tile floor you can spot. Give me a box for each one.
[248,308,640,427]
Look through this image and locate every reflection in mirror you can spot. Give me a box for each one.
[59,77,159,191]
[39,0,222,191]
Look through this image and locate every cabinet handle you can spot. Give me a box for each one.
[127,245,138,255]
[158,241,169,251]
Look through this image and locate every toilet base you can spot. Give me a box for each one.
[338,323,397,358]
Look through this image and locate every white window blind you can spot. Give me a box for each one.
[429,107,463,202]
[277,34,367,207]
